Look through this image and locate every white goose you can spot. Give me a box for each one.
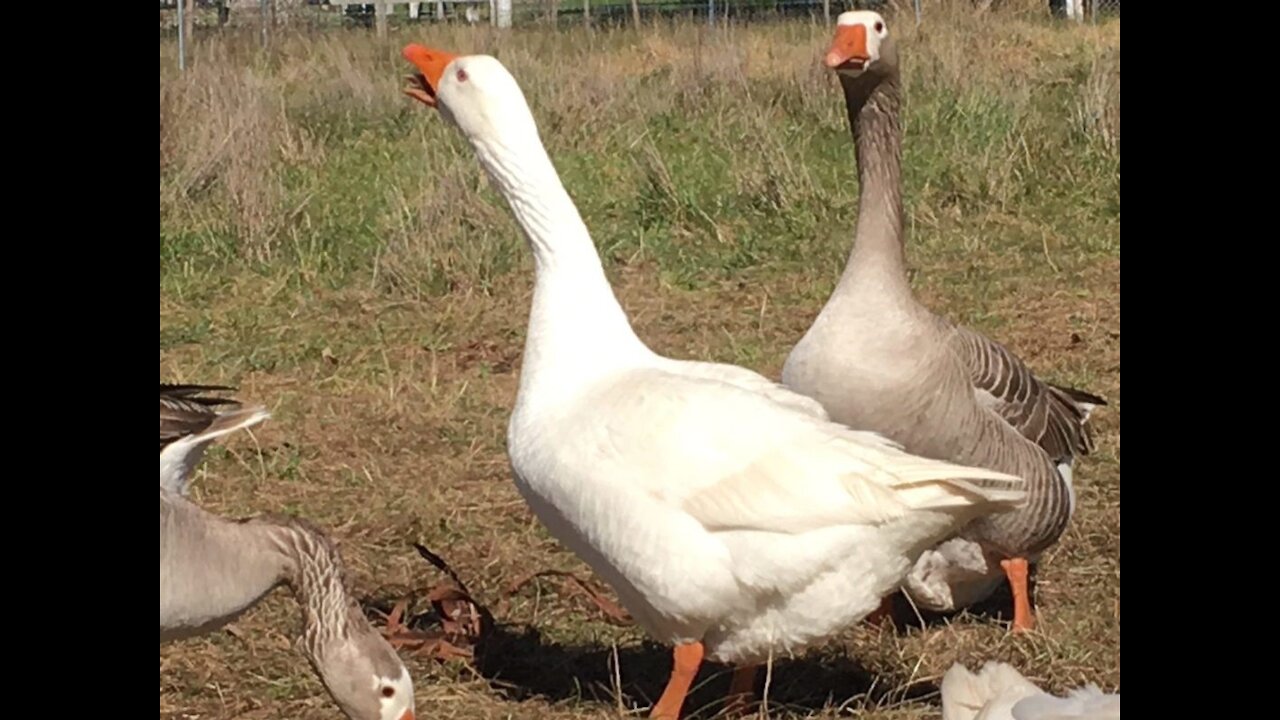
[941,661,1120,720]
[159,385,416,720]
[401,45,1027,718]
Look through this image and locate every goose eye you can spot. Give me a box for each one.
[381,686,396,698]
[875,21,885,33]
[456,69,469,83]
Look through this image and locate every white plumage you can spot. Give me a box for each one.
[942,661,1120,720]
[400,45,1030,716]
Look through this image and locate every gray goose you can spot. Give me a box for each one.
[159,385,416,720]
[780,11,1107,632]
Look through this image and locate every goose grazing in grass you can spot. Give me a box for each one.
[401,43,1026,718]
[159,385,416,720]
[780,11,1107,632]
[941,661,1120,720]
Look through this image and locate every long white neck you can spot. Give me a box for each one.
[464,125,651,411]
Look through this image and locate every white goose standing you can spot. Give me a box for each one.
[781,12,1107,632]
[401,44,1027,718]
[159,385,416,720]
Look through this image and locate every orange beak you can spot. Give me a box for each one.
[402,44,459,108]
[825,24,870,70]
[398,710,415,720]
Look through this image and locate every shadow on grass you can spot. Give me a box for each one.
[358,561,1037,717]
[471,623,939,718]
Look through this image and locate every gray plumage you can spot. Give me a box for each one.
[160,383,237,450]
[781,14,1106,622]
[158,386,416,719]
[953,327,1106,462]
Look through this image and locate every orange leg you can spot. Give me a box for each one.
[721,664,760,717]
[1001,557,1035,632]
[651,642,705,720]
[864,594,895,627]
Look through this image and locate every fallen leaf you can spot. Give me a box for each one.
[368,543,493,663]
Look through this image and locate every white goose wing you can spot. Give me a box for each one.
[671,359,831,420]
[573,367,1025,536]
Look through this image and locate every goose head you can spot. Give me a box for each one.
[401,45,539,148]
[311,610,416,720]
[825,10,898,80]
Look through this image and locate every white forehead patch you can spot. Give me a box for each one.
[374,667,412,689]
[836,10,887,28]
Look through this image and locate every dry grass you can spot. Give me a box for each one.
[159,5,1119,719]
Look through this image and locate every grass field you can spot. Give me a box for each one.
[159,5,1119,718]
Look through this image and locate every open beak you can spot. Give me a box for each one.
[824,24,871,71]
[402,44,458,108]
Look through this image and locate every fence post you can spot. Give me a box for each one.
[914,0,921,25]
[583,0,590,28]
[259,0,270,49]
[183,0,195,59]
[630,0,640,28]
[496,0,512,28]
[176,0,186,71]
[707,0,714,27]
[376,2,389,38]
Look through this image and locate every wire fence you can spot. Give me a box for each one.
[1092,0,1118,19]
[1047,0,1117,21]
[157,0,899,30]
[160,0,1117,70]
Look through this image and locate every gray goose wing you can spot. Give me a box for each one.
[159,384,238,451]
[949,326,1106,462]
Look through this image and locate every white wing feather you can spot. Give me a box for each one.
[574,368,1025,535]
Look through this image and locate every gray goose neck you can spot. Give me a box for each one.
[265,519,357,656]
[837,72,909,294]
